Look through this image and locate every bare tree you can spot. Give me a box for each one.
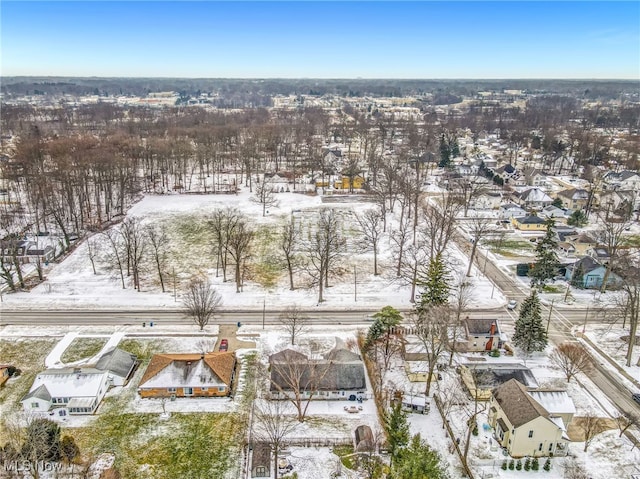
[450,176,488,217]
[183,277,222,331]
[102,228,126,289]
[612,252,640,366]
[420,193,461,261]
[305,209,346,303]
[279,219,301,290]
[464,216,493,277]
[579,413,607,452]
[549,342,593,382]
[223,213,254,293]
[411,304,451,396]
[279,304,309,345]
[449,278,473,366]
[562,458,589,479]
[252,400,298,479]
[615,412,638,438]
[145,224,170,292]
[86,236,98,275]
[120,217,147,291]
[594,212,632,293]
[269,349,332,422]
[252,176,280,216]
[390,210,411,278]
[355,206,384,275]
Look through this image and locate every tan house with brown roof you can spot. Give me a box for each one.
[488,379,573,458]
[138,352,236,398]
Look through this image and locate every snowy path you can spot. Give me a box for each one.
[45,331,79,368]
[45,331,125,368]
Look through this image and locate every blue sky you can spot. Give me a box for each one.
[1,1,638,78]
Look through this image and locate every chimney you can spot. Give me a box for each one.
[489,322,496,336]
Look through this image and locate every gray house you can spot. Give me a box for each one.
[269,342,366,401]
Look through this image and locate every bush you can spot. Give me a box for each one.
[543,458,551,471]
[488,349,500,357]
[532,457,539,471]
[7,366,21,377]
[472,425,478,436]
[516,459,522,470]
[524,457,531,471]
[501,460,508,470]
[509,460,515,470]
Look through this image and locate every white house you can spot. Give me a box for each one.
[21,368,111,415]
[488,379,574,458]
[499,203,526,219]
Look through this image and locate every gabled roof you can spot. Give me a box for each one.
[518,188,552,203]
[493,379,549,428]
[269,347,366,392]
[500,203,525,211]
[95,348,137,379]
[568,256,601,274]
[557,188,589,200]
[465,318,500,336]
[23,384,51,401]
[139,352,236,388]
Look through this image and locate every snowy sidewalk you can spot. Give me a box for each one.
[45,331,79,368]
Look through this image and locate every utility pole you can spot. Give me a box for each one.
[582,305,590,335]
[173,267,177,302]
[546,299,555,333]
[262,297,266,330]
[354,265,357,302]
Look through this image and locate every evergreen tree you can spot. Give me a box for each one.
[418,253,450,308]
[391,434,447,479]
[513,290,548,356]
[384,401,410,468]
[567,209,588,227]
[552,197,564,208]
[365,306,403,364]
[529,219,560,287]
[438,134,451,168]
[570,262,585,288]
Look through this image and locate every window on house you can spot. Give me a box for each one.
[201,387,208,391]
[539,443,543,451]
[184,387,193,395]
[168,387,176,393]
[218,387,225,392]
[549,443,553,451]
[528,430,534,438]
[31,402,39,408]
[255,466,267,477]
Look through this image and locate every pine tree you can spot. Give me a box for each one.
[392,434,447,479]
[418,253,450,308]
[384,401,410,468]
[570,262,585,288]
[513,290,548,356]
[529,219,560,287]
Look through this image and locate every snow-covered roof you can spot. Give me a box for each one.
[95,347,137,379]
[528,390,576,416]
[23,368,108,401]
[139,353,235,389]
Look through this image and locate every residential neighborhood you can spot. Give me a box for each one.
[1,3,640,477]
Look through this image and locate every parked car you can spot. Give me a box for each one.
[633,393,640,404]
[507,300,518,310]
[219,339,228,352]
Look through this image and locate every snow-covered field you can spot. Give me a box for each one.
[1,188,507,311]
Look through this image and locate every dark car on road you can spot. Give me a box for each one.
[633,393,640,405]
